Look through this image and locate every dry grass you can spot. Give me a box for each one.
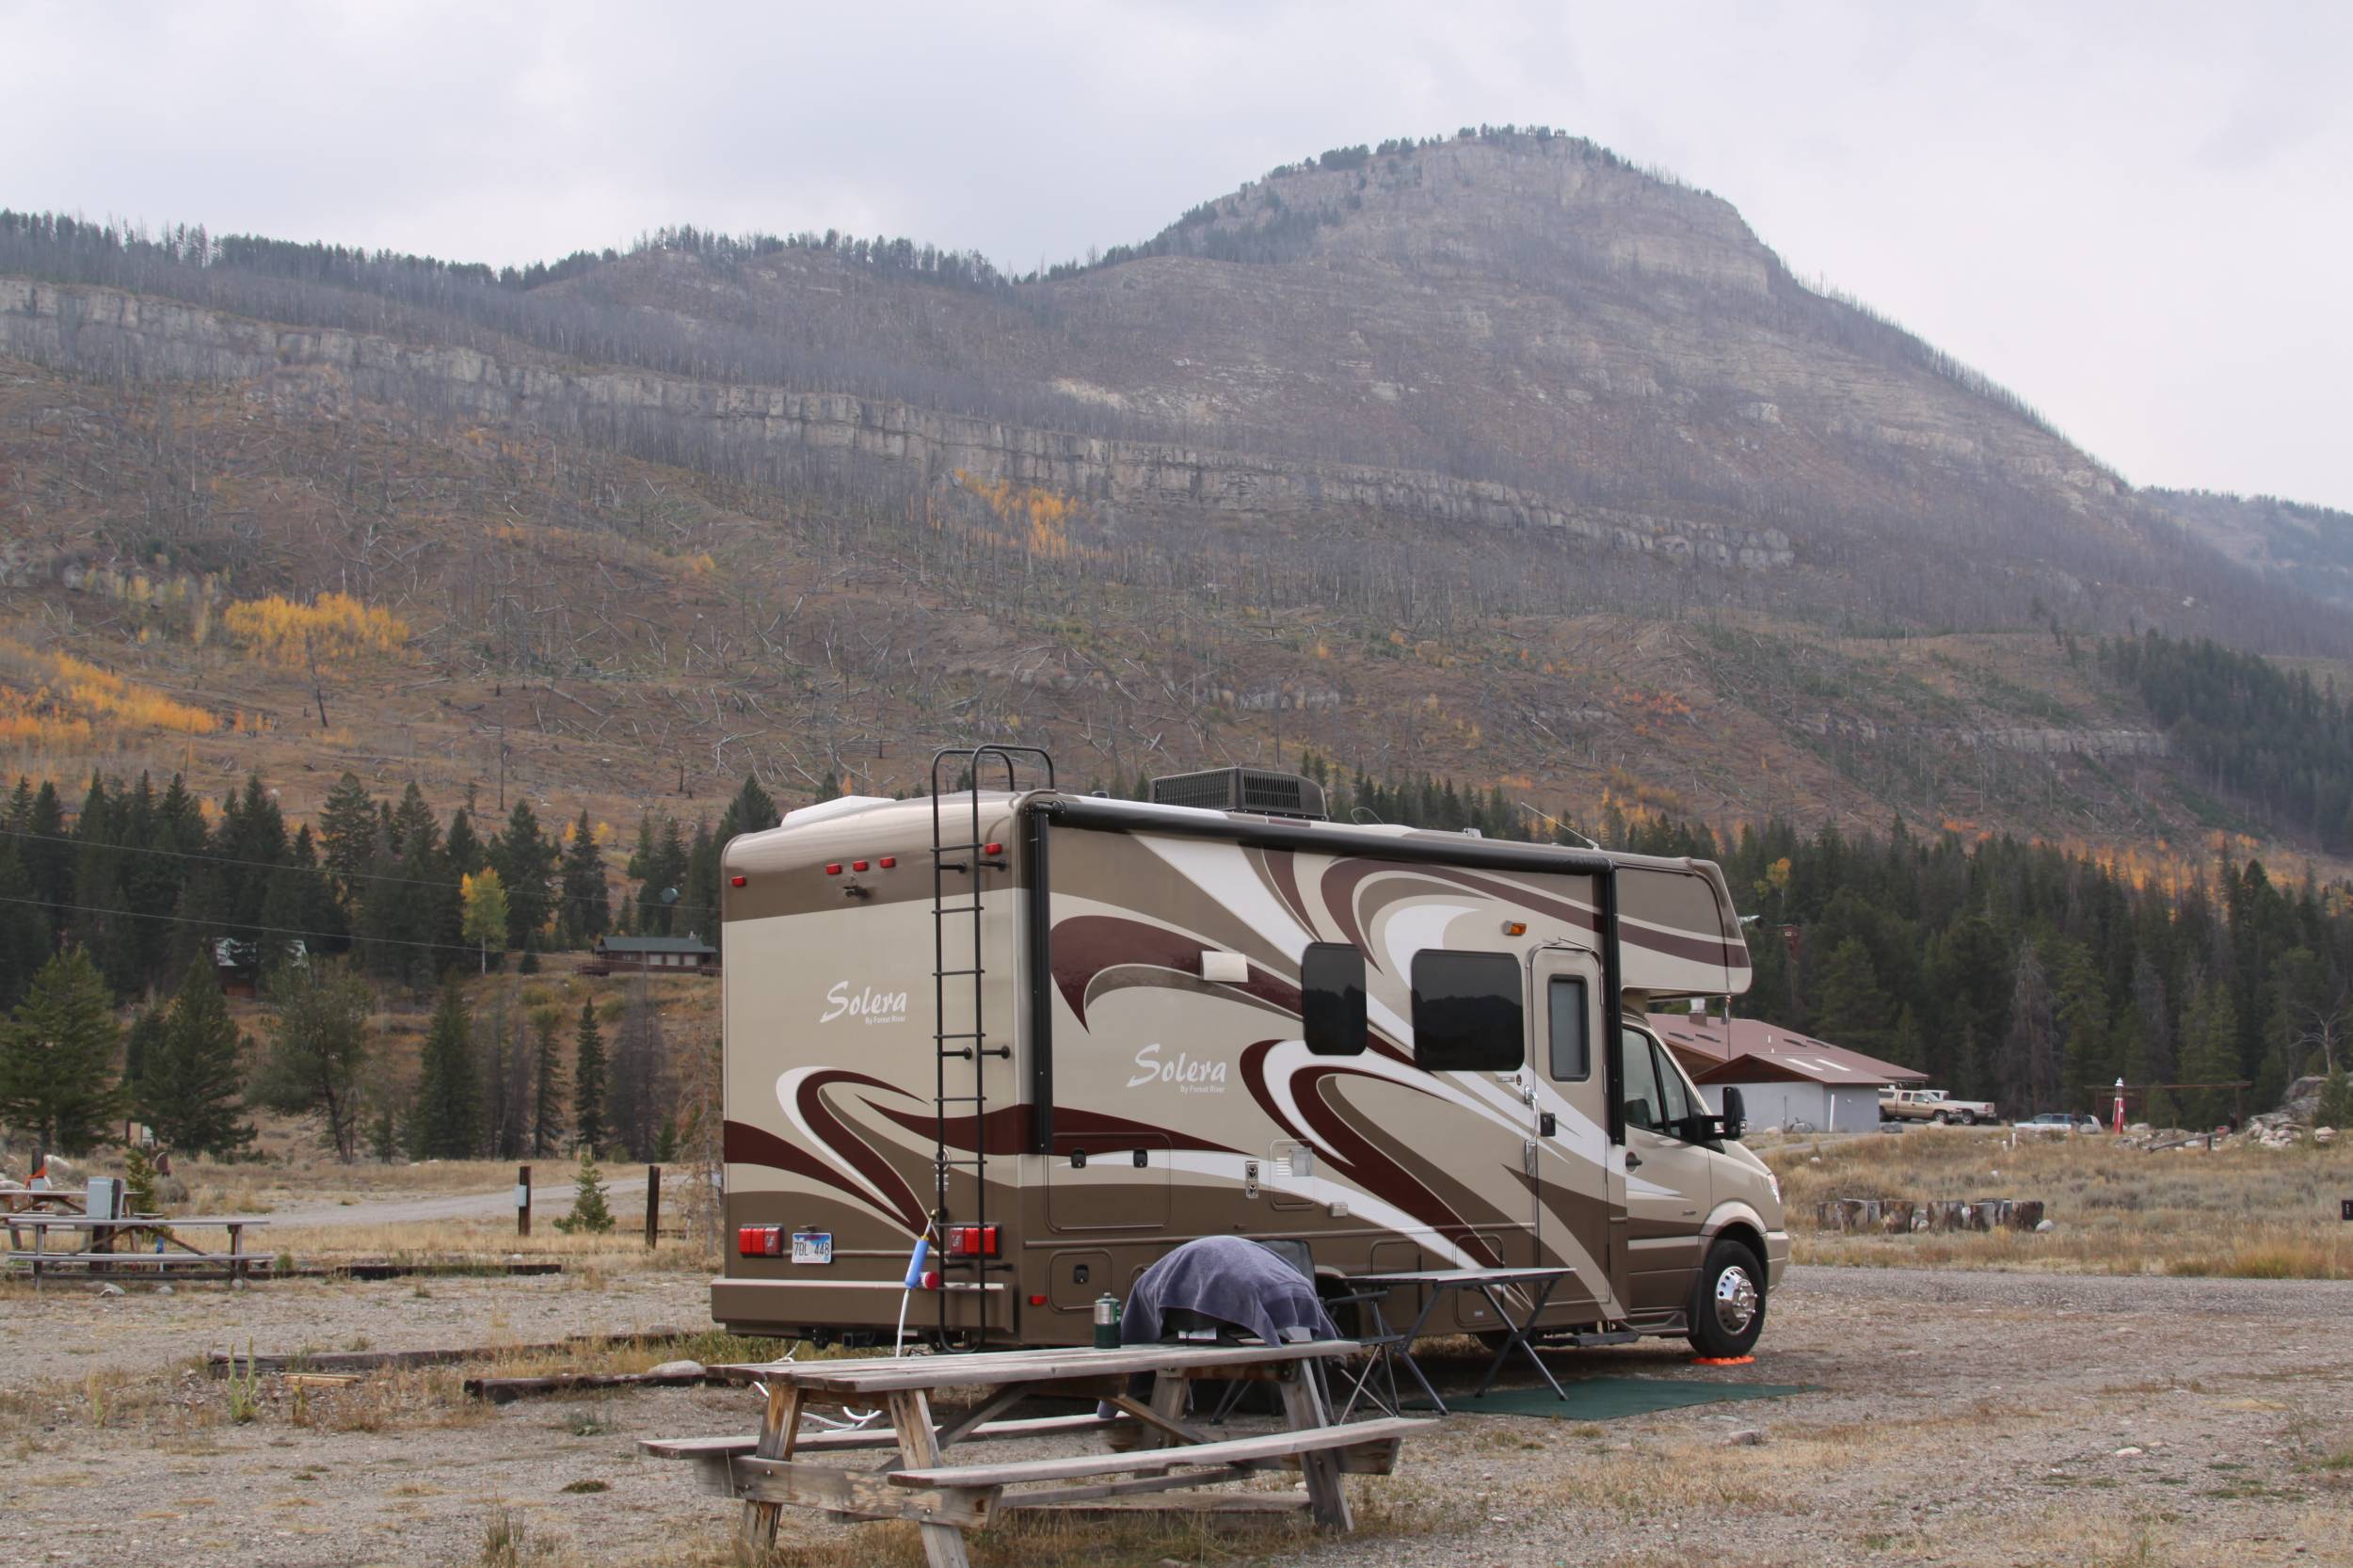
[1765,1126,2353,1278]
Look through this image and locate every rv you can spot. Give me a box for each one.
[716,752,1787,1360]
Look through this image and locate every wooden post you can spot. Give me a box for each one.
[645,1165,661,1248]
[517,1164,532,1238]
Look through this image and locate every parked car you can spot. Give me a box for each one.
[1879,1087,2000,1126]
[2018,1112,2104,1134]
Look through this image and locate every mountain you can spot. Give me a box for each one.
[0,127,2345,865]
[2147,488,2353,613]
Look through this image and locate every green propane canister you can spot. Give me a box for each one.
[1092,1293,1122,1349]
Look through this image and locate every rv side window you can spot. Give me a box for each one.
[1301,943,1368,1056]
[1546,976,1590,1081]
[1410,950,1524,1073]
[1619,1027,1664,1131]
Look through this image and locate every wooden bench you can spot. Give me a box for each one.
[641,1340,1432,1567]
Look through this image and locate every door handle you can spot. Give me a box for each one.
[1539,1112,1557,1138]
[1625,1150,1642,1171]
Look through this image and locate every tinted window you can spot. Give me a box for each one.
[1546,976,1590,1081]
[1410,951,1524,1072]
[1619,1026,1663,1131]
[1301,943,1367,1057]
[1652,1042,1697,1126]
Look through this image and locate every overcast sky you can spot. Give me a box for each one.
[6,0,2347,510]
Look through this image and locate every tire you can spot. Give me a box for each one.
[1957,1111,1977,1127]
[1687,1238,1768,1359]
[1930,1110,1950,1125]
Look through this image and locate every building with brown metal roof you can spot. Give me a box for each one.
[1645,1011,1928,1133]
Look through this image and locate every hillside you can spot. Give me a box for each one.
[0,127,2347,863]
[2149,488,2353,612]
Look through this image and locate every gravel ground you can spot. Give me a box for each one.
[7,1264,2350,1567]
[0,1267,712,1386]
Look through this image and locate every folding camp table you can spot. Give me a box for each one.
[1342,1265,1577,1416]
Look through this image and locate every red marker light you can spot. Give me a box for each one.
[920,1268,942,1291]
[983,842,1002,856]
[1028,1293,1048,1307]
[851,860,869,872]
[730,874,746,888]
[824,863,841,876]
[878,856,896,870]
[944,1224,1000,1258]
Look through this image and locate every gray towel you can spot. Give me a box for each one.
[1121,1236,1339,1347]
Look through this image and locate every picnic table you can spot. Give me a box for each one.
[0,1186,85,1216]
[1345,1265,1577,1415]
[3,1213,267,1289]
[643,1339,1429,1567]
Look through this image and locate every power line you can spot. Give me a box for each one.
[0,890,481,959]
[0,822,719,920]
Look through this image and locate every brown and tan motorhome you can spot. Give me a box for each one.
[715,753,1787,1359]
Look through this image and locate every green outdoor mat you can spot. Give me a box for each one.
[1408,1377,1816,1420]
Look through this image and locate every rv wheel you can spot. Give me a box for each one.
[1686,1239,1767,1359]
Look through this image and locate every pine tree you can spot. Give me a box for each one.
[553,1145,616,1234]
[0,948,123,1155]
[218,774,287,940]
[138,957,255,1158]
[0,841,56,1012]
[557,810,608,950]
[2177,983,2240,1130]
[1813,936,1894,1059]
[609,979,669,1160]
[719,774,780,840]
[317,771,379,910]
[1999,941,2060,1119]
[529,1007,567,1157]
[489,800,556,952]
[411,977,481,1159]
[2315,1064,2351,1130]
[572,999,609,1155]
[254,960,373,1162]
[20,780,72,936]
[442,808,486,879]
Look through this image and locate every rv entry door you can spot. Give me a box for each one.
[1530,945,1613,1311]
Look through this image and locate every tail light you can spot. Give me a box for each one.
[943,1224,1000,1258]
[737,1225,782,1257]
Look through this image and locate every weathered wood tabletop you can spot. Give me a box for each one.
[647,1339,1431,1568]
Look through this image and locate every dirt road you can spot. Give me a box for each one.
[244,1176,652,1229]
[5,1265,2348,1567]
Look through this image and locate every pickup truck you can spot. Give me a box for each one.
[1879,1087,1999,1126]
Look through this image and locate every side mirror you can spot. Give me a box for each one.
[1721,1087,1747,1144]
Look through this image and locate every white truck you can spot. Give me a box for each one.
[1879,1088,1998,1126]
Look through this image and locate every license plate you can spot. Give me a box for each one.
[791,1230,833,1266]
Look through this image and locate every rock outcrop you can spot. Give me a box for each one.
[0,278,1794,571]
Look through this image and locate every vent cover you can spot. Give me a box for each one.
[1148,767,1328,821]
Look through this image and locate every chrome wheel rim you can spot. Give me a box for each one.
[1714,1265,1759,1336]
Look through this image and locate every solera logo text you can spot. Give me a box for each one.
[821,982,908,1026]
[1127,1042,1227,1093]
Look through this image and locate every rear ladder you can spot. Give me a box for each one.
[927,744,1054,1342]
